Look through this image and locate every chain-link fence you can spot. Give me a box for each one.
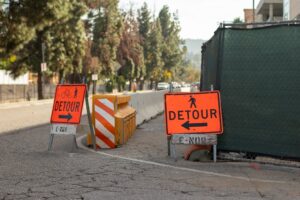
[201,22,300,159]
[0,84,57,103]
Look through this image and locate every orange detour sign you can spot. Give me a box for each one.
[51,84,86,124]
[164,91,223,135]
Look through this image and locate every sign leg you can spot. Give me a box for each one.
[48,134,54,151]
[167,136,171,156]
[213,144,217,162]
[122,118,125,145]
[170,143,177,161]
[211,84,217,163]
[73,135,78,149]
[84,82,96,151]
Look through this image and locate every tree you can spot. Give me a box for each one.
[92,0,123,78]
[138,2,151,47]
[177,59,200,83]
[158,6,184,81]
[117,9,145,91]
[3,0,87,99]
[0,0,34,70]
[233,17,243,24]
[146,19,164,88]
[45,0,87,84]
[83,0,107,9]
[137,2,151,89]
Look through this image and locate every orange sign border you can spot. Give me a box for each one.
[164,91,223,135]
[50,84,86,125]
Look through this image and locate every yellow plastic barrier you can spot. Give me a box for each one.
[87,94,136,148]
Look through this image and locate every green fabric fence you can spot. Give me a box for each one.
[201,24,300,158]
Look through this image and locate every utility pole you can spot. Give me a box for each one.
[41,42,46,97]
[38,42,46,100]
[42,43,45,64]
[92,69,98,95]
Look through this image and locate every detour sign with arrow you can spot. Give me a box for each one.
[51,84,86,124]
[164,91,223,135]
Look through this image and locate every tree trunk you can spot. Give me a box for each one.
[129,80,132,91]
[136,79,140,91]
[139,79,144,90]
[37,71,44,100]
[155,81,158,90]
[150,79,154,90]
[117,82,122,92]
[59,70,64,84]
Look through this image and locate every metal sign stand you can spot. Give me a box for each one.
[48,124,78,151]
[84,78,97,151]
[167,82,173,157]
[48,81,87,152]
[48,134,54,151]
[210,85,217,163]
[167,84,219,163]
[170,134,217,162]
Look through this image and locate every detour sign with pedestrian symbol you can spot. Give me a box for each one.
[164,91,223,135]
[51,84,86,124]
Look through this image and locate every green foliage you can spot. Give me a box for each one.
[146,19,164,82]
[0,0,87,99]
[117,9,145,83]
[45,0,87,82]
[233,17,244,24]
[92,0,123,76]
[175,62,200,83]
[138,3,151,44]
[0,55,16,70]
[1,0,72,57]
[0,0,199,93]
[105,75,116,92]
[158,6,172,39]
[116,75,126,91]
[158,6,185,81]
[0,0,86,77]
[137,3,152,81]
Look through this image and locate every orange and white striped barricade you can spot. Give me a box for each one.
[88,95,136,149]
[93,95,117,149]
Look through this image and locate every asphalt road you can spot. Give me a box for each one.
[0,110,300,200]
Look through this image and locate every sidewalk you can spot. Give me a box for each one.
[78,114,300,200]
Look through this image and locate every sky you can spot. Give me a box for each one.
[119,0,260,40]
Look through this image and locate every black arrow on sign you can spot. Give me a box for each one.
[59,113,73,121]
[182,121,208,130]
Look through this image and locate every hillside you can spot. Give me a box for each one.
[184,39,205,54]
[184,39,206,68]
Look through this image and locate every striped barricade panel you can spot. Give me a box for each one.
[94,98,116,148]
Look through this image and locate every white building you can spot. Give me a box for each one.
[255,0,300,22]
[0,70,29,85]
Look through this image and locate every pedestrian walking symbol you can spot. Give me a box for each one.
[189,95,197,108]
